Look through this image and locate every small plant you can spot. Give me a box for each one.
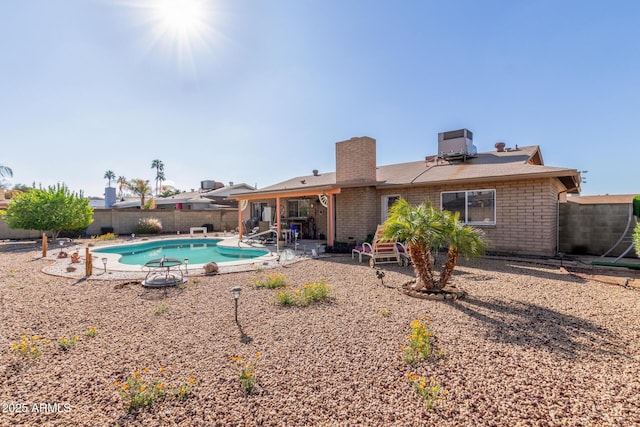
[134,218,163,235]
[115,369,166,413]
[252,272,287,289]
[275,288,298,306]
[406,373,447,409]
[176,377,197,399]
[300,279,331,303]
[274,279,332,306]
[232,352,260,395]
[92,232,117,241]
[86,327,98,338]
[402,318,444,364]
[154,300,169,315]
[10,335,50,358]
[57,335,79,351]
[381,308,390,317]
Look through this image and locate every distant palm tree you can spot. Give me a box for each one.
[0,164,13,178]
[104,170,116,188]
[117,176,129,198]
[151,159,164,196]
[129,179,152,209]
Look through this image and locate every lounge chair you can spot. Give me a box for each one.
[352,243,372,263]
[361,225,402,268]
[395,242,411,266]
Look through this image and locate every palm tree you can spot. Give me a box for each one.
[129,179,152,209]
[104,170,116,188]
[437,210,488,288]
[151,159,164,196]
[0,164,13,178]
[117,176,129,198]
[382,198,488,291]
[381,198,447,290]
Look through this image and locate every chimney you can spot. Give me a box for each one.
[335,136,377,184]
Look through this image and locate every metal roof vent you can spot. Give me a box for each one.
[438,129,477,161]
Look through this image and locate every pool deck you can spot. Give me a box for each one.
[41,235,327,281]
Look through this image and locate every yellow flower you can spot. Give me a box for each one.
[255,351,261,357]
[122,384,129,390]
[32,335,39,340]
[140,385,147,392]
[114,381,121,387]
[231,356,243,362]
[157,383,164,390]
[188,377,196,384]
[160,367,166,373]
[133,371,139,377]
[143,367,150,373]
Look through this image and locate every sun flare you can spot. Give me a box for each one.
[152,0,208,34]
[124,0,220,77]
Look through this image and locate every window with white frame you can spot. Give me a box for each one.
[381,194,401,223]
[441,189,496,225]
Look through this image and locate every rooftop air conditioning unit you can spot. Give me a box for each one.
[438,128,477,161]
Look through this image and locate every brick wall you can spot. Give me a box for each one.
[335,187,378,243]
[335,137,377,184]
[338,178,564,256]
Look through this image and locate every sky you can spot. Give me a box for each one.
[1,0,639,198]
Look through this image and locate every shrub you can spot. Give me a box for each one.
[634,222,640,257]
[274,279,332,306]
[252,272,287,289]
[402,317,444,364]
[57,336,79,351]
[325,242,355,254]
[134,218,163,234]
[92,232,117,241]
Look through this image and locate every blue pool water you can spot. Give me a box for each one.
[93,239,269,265]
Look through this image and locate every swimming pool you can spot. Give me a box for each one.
[92,238,269,266]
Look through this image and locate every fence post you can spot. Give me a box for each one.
[42,233,48,257]
[85,248,92,277]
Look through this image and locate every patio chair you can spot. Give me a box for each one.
[352,243,372,263]
[395,242,411,266]
[363,225,402,268]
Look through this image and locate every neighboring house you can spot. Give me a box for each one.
[111,183,256,210]
[233,132,582,256]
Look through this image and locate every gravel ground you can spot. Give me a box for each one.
[1,242,639,426]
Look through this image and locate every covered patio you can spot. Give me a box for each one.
[233,187,341,247]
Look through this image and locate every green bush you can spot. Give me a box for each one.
[134,218,163,234]
[634,223,640,257]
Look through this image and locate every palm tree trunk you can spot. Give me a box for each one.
[408,243,436,290]
[438,246,459,289]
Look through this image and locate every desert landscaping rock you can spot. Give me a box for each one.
[1,242,639,426]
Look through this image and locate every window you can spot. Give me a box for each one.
[287,199,310,218]
[381,194,401,223]
[441,189,495,225]
[251,202,268,221]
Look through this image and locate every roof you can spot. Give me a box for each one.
[239,145,581,197]
[567,194,639,204]
[202,183,255,198]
